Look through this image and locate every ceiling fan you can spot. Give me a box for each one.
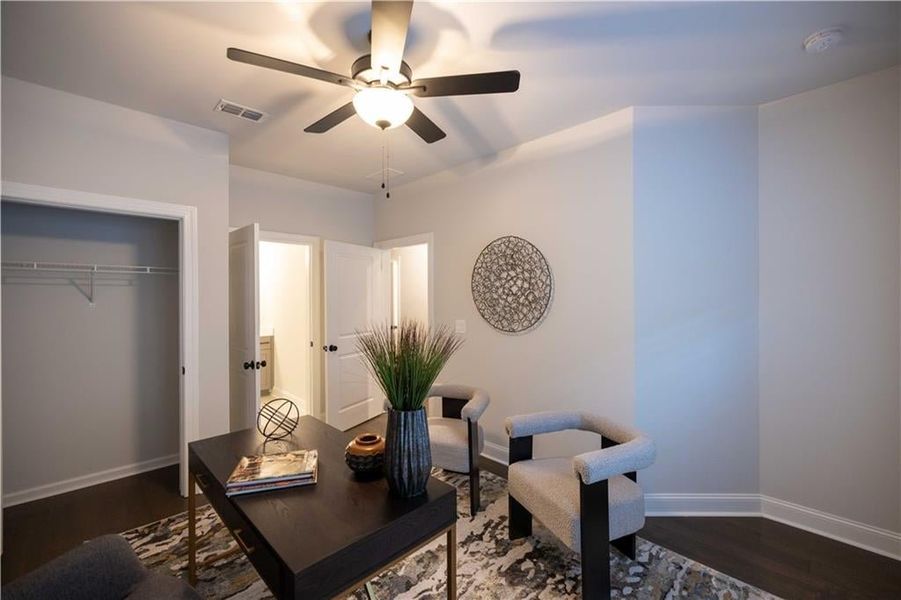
[227,0,521,143]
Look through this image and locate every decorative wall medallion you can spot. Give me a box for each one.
[471,235,553,334]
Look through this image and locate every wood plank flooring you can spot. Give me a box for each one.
[3,414,899,599]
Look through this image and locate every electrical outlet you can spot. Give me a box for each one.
[455,319,466,334]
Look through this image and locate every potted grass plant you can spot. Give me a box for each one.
[357,321,462,497]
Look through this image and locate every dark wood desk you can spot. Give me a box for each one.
[187,416,457,599]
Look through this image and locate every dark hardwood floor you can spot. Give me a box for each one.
[4,414,900,599]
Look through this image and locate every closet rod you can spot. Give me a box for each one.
[1,260,178,275]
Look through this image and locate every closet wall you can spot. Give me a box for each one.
[1,202,179,502]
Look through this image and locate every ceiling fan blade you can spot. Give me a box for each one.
[370,1,413,75]
[406,107,446,143]
[408,70,521,97]
[227,48,351,87]
[304,102,357,134]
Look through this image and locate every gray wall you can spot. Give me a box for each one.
[1,76,230,440]
[377,109,636,460]
[230,165,375,245]
[634,106,760,495]
[2,203,179,495]
[759,67,901,532]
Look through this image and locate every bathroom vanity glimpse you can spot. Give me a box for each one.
[260,335,273,393]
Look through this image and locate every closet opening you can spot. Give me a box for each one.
[0,182,200,500]
[1,201,182,506]
[257,234,316,418]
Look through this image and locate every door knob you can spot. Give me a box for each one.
[243,361,254,370]
[328,344,338,352]
[256,360,267,369]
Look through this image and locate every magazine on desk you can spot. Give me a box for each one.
[226,449,318,495]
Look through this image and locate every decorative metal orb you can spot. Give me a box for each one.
[471,235,553,334]
[256,398,299,441]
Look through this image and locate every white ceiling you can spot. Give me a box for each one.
[3,2,899,192]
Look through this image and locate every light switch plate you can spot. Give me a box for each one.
[455,319,466,334]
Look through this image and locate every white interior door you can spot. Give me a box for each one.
[229,223,260,431]
[323,240,390,431]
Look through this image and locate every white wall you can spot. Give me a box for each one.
[759,67,901,533]
[633,106,760,495]
[231,165,374,245]
[1,76,230,439]
[391,244,429,326]
[2,203,179,498]
[259,241,311,410]
[377,109,635,460]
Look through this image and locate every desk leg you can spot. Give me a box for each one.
[188,471,197,586]
[446,525,457,599]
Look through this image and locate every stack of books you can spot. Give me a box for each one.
[225,449,318,497]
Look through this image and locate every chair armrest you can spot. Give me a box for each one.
[505,411,583,438]
[461,390,489,421]
[429,384,490,421]
[573,436,656,484]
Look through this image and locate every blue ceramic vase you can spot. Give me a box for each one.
[384,407,432,497]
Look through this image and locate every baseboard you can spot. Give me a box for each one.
[2,454,179,507]
[645,493,762,516]
[646,493,899,560]
[476,442,900,561]
[760,495,901,561]
[482,440,509,465]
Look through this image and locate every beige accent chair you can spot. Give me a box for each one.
[505,411,656,599]
[427,384,490,515]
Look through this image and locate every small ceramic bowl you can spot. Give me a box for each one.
[344,433,386,478]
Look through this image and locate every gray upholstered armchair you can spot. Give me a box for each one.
[505,411,656,600]
[427,384,490,515]
[2,534,200,600]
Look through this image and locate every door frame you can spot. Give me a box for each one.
[258,231,323,420]
[375,232,434,329]
[0,180,200,497]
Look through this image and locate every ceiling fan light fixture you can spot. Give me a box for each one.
[352,87,414,130]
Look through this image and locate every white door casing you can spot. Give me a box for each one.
[323,240,390,431]
[229,223,260,431]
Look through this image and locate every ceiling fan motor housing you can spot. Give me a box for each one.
[351,54,413,86]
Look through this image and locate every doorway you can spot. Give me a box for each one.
[389,243,430,329]
[258,239,313,414]
[377,233,434,331]
[229,226,320,431]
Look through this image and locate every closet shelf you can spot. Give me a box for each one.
[1,261,178,275]
[1,261,178,305]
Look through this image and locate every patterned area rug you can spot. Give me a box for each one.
[123,470,780,599]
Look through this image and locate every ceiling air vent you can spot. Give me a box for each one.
[214,99,268,122]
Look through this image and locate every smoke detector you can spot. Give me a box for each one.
[803,28,844,53]
[214,99,267,122]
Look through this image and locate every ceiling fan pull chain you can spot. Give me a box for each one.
[380,133,386,192]
[386,132,391,199]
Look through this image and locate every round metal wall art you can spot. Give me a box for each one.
[471,235,553,334]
